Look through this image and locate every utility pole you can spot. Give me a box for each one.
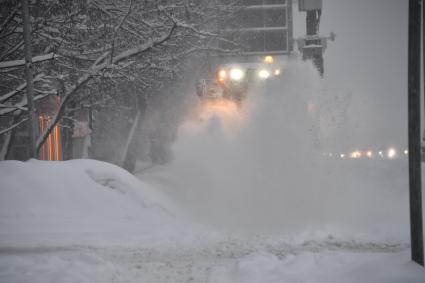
[408,0,424,266]
[21,0,38,158]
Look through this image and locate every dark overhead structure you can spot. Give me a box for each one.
[220,0,293,55]
[297,0,335,76]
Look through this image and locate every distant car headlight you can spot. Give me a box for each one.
[258,69,270,79]
[366,150,373,158]
[350,151,361,159]
[230,68,244,81]
[387,148,396,159]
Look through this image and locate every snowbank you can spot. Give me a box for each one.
[0,159,424,283]
[0,159,186,247]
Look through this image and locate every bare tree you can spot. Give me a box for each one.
[0,0,237,160]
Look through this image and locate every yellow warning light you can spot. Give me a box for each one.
[217,69,227,82]
[264,56,274,64]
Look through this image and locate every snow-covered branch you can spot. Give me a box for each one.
[0,0,239,159]
[0,73,45,103]
[0,3,19,34]
[0,40,24,61]
[0,53,59,69]
[110,0,134,63]
[0,92,51,115]
[112,24,176,65]
[36,23,176,151]
[167,15,217,37]
[0,117,28,136]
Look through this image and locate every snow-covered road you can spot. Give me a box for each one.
[0,159,424,282]
[0,237,419,283]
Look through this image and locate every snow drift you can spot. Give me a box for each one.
[0,159,187,247]
[0,157,424,283]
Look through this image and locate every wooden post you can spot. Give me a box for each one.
[21,0,38,158]
[408,0,424,266]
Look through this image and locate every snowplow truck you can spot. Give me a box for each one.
[196,0,329,103]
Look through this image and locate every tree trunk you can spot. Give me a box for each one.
[122,95,147,172]
[21,0,38,158]
[0,130,12,160]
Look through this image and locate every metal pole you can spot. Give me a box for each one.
[408,0,424,266]
[21,0,38,158]
[421,0,425,120]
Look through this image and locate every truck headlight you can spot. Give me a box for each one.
[230,68,244,81]
[258,69,270,79]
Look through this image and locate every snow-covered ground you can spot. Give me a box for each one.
[0,158,424,282]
